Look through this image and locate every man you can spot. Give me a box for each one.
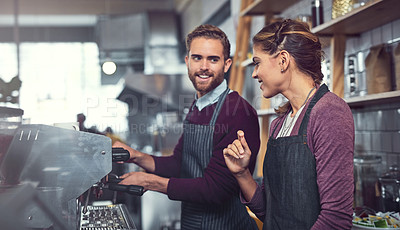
[114,24,260,230]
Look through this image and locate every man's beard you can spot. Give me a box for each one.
[188,70,225,96]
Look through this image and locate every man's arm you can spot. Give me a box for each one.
[113,141,155,173]
[119,171,169,194]
[115,137,185,193]
[114,134,185,193]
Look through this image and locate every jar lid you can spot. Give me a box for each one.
[354,155,382,164]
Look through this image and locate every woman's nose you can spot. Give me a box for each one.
[251,68,258,79]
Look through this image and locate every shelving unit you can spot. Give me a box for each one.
[241,58,253,67]
[240,0,298,17]
[311,0,400,99]
[256,91,400,114]
[256,108,276,116]
[311,0,400,36]
[345,90,400,107]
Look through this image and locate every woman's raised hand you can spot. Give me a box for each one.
[223,130,252,175]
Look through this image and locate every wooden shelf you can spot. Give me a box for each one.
[241,58,253,67]
[240,0,298,17]
[257,108,276,116]
[257,91,400,114]
[312,0,400,36]
[345,90,400,107]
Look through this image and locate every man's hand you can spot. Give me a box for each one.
[113,141,137,161]
[119,171,169,194]
[223,130,252,176]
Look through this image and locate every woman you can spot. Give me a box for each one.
[223,19,354,229]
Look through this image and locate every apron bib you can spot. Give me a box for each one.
[263,84,329,230]
[180,88,257,230]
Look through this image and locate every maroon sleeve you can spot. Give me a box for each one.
[166,95,260,204]
[308,93,354,230]
[241,182,266,221]
[152,135,184,178]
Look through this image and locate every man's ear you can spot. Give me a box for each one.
[224,58,232,73]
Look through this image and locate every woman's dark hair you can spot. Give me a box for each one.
[186,24,231,61]
[252,19,324,115]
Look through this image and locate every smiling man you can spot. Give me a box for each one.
[186,33,231,97]
[113,24,260,230]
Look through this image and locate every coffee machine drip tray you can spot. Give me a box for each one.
[79,203,136,230]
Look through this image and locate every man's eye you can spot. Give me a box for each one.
[193,56,201,61]
[211,58,219,63]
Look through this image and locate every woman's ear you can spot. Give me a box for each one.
[280,50,290,72]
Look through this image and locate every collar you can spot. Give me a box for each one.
[194,80,229,111]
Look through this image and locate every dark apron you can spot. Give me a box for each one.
[180,88,258,230]
[263,84,329,230]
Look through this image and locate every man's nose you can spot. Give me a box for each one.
[200,59,209,70]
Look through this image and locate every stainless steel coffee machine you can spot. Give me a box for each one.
[0,107,143,230]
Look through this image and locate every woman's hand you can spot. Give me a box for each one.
[223,130,252,176]
[223,130,258,202]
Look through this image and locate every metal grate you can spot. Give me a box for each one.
[80,204,136,230]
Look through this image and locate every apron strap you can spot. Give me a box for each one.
[270,84,329,138]
[185,88,230,126]
[209,88,230,126]
[298,84,329,135]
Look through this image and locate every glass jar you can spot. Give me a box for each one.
[379,165,400,212]
[332,0,355,19]
[354,155,382,211]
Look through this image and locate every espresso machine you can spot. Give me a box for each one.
[0,106,143,230]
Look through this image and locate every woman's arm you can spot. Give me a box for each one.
[309,95,354,230]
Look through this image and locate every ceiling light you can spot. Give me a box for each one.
[102,61,117,75]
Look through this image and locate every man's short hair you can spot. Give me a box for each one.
[185,24,231,60]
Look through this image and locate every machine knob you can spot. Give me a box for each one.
[111,147,130,162]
